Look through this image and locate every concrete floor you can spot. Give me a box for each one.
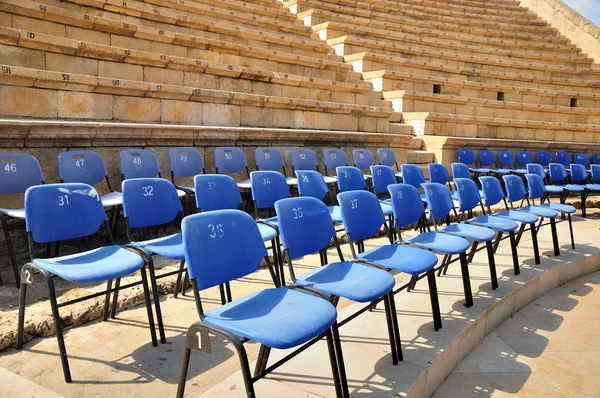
[433,270,600,398]
[1,212,600,397]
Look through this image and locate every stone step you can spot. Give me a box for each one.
[389,123,413,135]
[0,367,64,398]
[407,149,435,164]
[409,137,424,149]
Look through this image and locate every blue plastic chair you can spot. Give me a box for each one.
[401,164,428,202]
[120,149,186,199]
[387,183,474,307]
[574,153,590,168]
[429,163,459,200]
[377,148,403,178]
[479,150,510,175]
[0,152,45,286]
[454,178,520,276]
[502,175,561,256]
[275,196,402,364]
[291,147,336,184]
[593,154,600,165]
[295,170,342,224]
[458,148,489,176]
[168,147,205,194]
[336,190,442,328]
[214,146,251,189]
[526,163,564,195]
[370,165,397,197]
[323,148,348,177]
[336,166,394,219]
[525,173,576,250]
[451,163,471,179]
[556,151,571,167]
[352,148,374,176]
[517,151,534,168]
[498,151,527,174]
[570,163,600,216]
[256,147,295,186]
[536,151,553,168]
[194,174,282,287]
[17,183,156,383]
[176,209,346,398]
[548,163,586,216]
[591,164,600,183]
[479,176,541,264]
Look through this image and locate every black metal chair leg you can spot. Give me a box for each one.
[382,295,399,365]
[174,260,186,299]
[140,265,158,347]
[387,292,403,361]
[146,258,166,343]
[44,270,72,383]
[509,231,520,275]
[181,270,189,296]
[253,344,271,377]
[16,270,28,349]
[103,279,113,321]
[219,284,227,305]
[467,241,479,263]
[485,241,498,290]
[427,270,442,331]
[531,224,541,264]
[550,218,560,256]
[176,347,192,398]
[111,278,121,319]
[459,252,473,308]
[330,322,350,397]
[0,213,20,286]
[325,328,344,398]
[225,282,233,303]
[568,214,575,249]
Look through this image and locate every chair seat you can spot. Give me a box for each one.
[204,287,337,350]
[131,233,185,260]
[328,206,343,224]
[561,184,585,193]
[395,171,402,179]
[404,232,470,255]
[0,208,25,219]
[237,179,251,189]
[519,206,558,218]
[176,189,187,198]
[257,222,278,242]
[440,223,496,242]
[494,210,538,224]
[296,261,395,302]
[179,186,195,193]
[469,168,490,174]
[512,169,528,175]
[285,177,298,186]
[259,216,279,228]
[538,203,576,215]
[100,191,123,207]
[584,184,600,191]
[545,185,564,194]
[32,245,144,284]
[493,168,511,175]
[380,202,393,216]
[323,176,337,184]
[357,244,438,275]
[468,215,518,233]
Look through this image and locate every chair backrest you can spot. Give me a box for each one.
[58,150,107,186]
[290,148,318,172]
[570,163,588,183]
[428,163,450,185]
[352,149,374,172]
[295,170,329,200]
[555,151,571,166]
[536,151,552,166]
[120,149,160,179]
[517,151,534,167]
[122,178,182,229]
[370,165,397,195]
[250,171,290,210]
[574,153,589,167]
[593,154,600,165]
[453,178,482,212]
[275,197,336,260]
[336,166,366,192]
[401,164,425,189]
[526,163,546,179]
[25,183,106,243]
[387,183,425,227]
[591,164,600,182]
[182,210,267,290]
[422,182,454,220]
[548,163,567,182]
[524,174,546,200]
[323,148,347,173]
[256,147,285,172]
[479,150,496,167]
[194,174,242,212]
[169,147,204,179]
[0,153,44,195]
[451,163,471,179]
[337,190,386,242]
[498,151,516,168]
[377,148,397,168]
[457,148,476,166]
[479,176,506,207]
[502,175,527,203]
[214,147,247,174]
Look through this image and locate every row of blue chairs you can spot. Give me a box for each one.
[15,161,578,395]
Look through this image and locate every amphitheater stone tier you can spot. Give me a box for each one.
[0,0,599,174]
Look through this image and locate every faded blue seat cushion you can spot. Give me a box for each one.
[468,215,518,233]
[440,223,496,242]
[0,208,25,219]
[100,191,123,207]
[204,287,337,350]
[469,168,490,174]
[404,232,470,255]
[357,244,438,275]
[494,210,538,224]
[327,206,343,223]
[493,168,511,174]
[259,216,279,228]
[131,233,185,260]
[33,245,144,284]
[519,206,558,218]
[562,184,585,193]
[296,261,395,302]
[545,185,564,194]
[257,222,278,241]
[538,203,576,215]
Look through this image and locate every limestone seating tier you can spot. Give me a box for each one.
[0,4,354,80]
[385,90,600,125]
[364,70,600,108]
[294,8,571,45]
[339,0,524,14]
[347,53,600,89]
[401,112,600,143]
[285,0,559,37]
[329,35,592,69]
[313,22,584,60]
